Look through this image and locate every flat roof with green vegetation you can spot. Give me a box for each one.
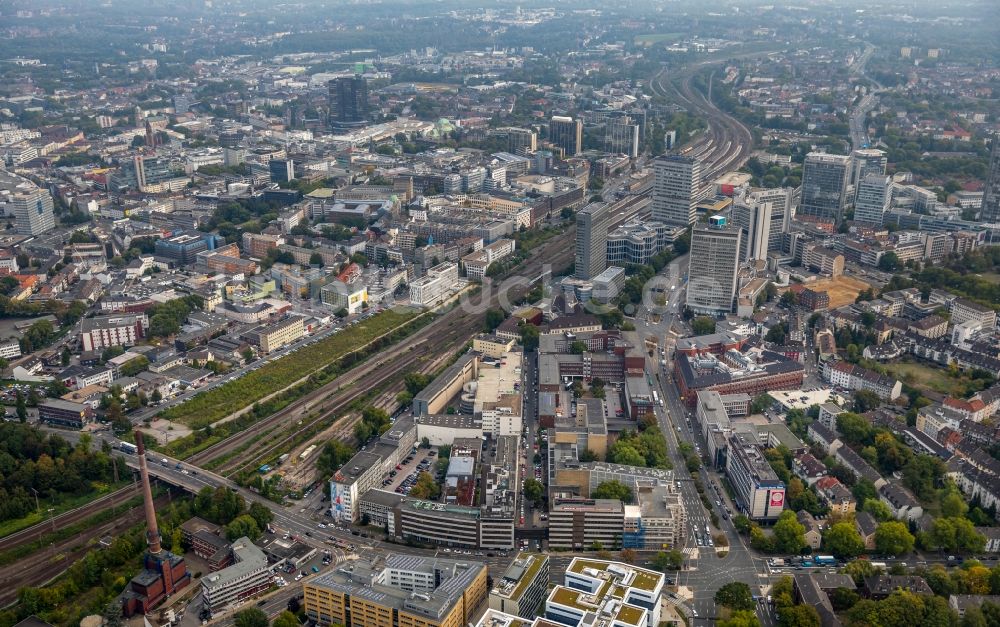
[505,553,546,601]
[159,309,423,429]
[550,587,588,611]
[615,605,645,626]
[568,559,661,593]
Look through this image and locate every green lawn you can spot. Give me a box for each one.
[880,360,958,396]
[634,33,684,46]
[977,272,1000,285]
[158,309,422,428]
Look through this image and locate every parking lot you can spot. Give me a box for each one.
[379,448,438,495]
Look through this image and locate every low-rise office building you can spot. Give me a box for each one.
[548,498,625,550]
[38,399,94,429]
[200,537,271,613]
[545,559,663,627]
[304,555,488,627]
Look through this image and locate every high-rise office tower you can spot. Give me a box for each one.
[269,159,295,184]
[328,75,369,129]
[604,117,640,158]
[686,215,742,315]
[575,202,612,280]
[851,148,887,186]
[11,188,55,236]
[799,153,851,224]
[550,116,583,157]
[731,195,772,262]
[505,127,537,154]
[853,174,893,226]
[749,187,793,253]
[652,155,702,227]
[982,138,1000,223]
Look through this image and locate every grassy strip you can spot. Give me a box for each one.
[158,311,434,459]
[0,481,131,540]
[159,309,424,428]
[0,493,146,566]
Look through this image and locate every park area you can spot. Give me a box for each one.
[808,275,871,308]
[879,359,988,399]
[158,308,423,429]
[634,33,684,46]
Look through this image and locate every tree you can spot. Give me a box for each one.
[15,391,27,423]
[484,308,505,332]
[765,324,787,344]
[519,324,539,350]
[272,611,300,627]
[691,316,716,335]
[836,412,873,445]
[878,251,901,272]
[829,587,860,611]
[941,490,970,519]
[523,477,544,505]
[733,515,753,535]
[772,509,807,554]
[903,455,945,502]
[863,498,894,522]
[750,394,774,414]
[570,340,588,355]
[718,611,760,627]
[233,608,269,627]
[823,522,865,559]
[780,290,798,308]
[853,389,881,413]
[875,521,915,556]
[651,549,683,572]
[409,471,440,500]
[225,514,262,542]
[619,548,637,564]
[592,480,634,504]
[317,440,356,476]
[247,502,273,531]
[714,582,755,612]
[776,605,820,627]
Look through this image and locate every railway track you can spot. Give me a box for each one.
[649,65,754,181]
[0,483,140,553]
[188,230,577,480]
[0,493,170,607]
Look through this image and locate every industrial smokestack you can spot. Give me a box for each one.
[134,430,162,555]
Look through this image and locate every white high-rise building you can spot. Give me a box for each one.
[749,187,793,253]
[853,174,892,226]
[686,215,742,315]
[731,194,772,262]
[11,188,55,236]
[575,202,611,280]
[652,155,702,227]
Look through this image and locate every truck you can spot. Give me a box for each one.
[815,555,837,566]
[277,453,290,465]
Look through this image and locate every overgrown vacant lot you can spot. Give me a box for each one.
[158,309,421,429]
